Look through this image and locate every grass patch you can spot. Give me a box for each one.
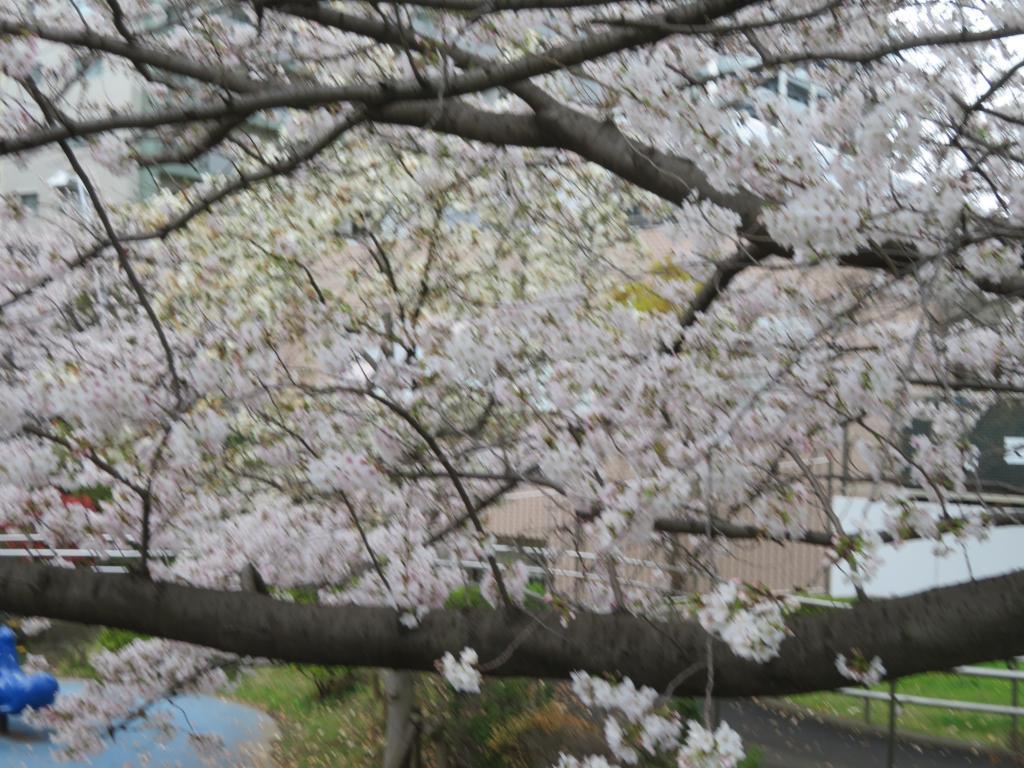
[741,745,764,767]
[788,661,1022,750]
[231,666,764,768]
[35,626,149,679]
[231,665,382,768]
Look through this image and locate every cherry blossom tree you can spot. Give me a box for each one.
[2,0,1024,763]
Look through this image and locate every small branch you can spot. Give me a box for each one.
[23,424,149,498]
[652,510,1024,544]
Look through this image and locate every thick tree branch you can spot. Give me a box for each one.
[0,79,424,158]
[0,560,1022,696]
[652,510,1024,545]
[142,115,250,165]
[4,0,757,115]
[0,18,264,93]
[277,0,664,12]
[277,0,764,223]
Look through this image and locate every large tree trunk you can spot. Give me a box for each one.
[383,670,416,768]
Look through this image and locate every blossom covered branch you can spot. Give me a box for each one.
[1,560,1022,697]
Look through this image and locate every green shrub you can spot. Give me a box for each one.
[282,587,321,605]
[445,581,550,612]
[740,744,764,767]
[669,697,702,721]
[445,583,488,610]
[523,581,549,610]
[96,627,149,652]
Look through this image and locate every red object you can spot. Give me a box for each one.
[58,492,98,511]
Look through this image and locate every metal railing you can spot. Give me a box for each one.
[791,596,1024,764]
[0,533,171,564]
[836,666,1024,766]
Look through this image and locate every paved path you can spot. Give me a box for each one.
[722,700,1019,768]
[0,680,276,768]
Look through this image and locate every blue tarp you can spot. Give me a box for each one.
[0,626,58,715]
[0,679,275,768]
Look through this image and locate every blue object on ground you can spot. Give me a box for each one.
[0,626,58,715]
[0,679,275,768]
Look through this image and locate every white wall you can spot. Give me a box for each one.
[1,48,141,214]
[830,495,1024,598]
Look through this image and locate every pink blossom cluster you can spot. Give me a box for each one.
[836,652,887,686]
[438,647,482,693]
[697,581,795,662]
[568,672,746,767]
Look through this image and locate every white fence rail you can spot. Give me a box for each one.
[838,685,1024,717]
[0,533,170,562]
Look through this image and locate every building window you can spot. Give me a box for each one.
[148,168,199,195]
[786,79,812,106]
[54,178,85,211]
[757,75,781,97]
[48,171,86,212]
[16,193,38,215]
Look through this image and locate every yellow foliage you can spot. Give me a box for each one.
[611,282,674,313]
[610,258,696,313]
[486,700,600,767]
